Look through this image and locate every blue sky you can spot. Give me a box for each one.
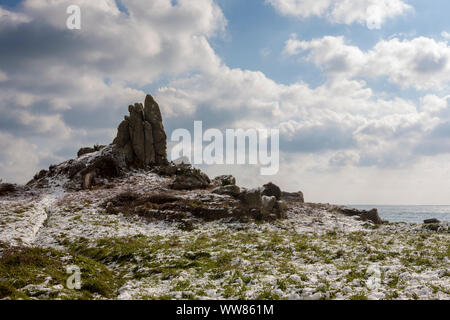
[1,0,450,204]
[213,0,450,91]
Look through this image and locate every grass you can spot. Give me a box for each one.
[0,245,120,299]
[0,216,448,300]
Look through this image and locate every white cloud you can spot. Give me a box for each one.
[267,0,412,29]
[156,64,449,169]
[0,133,39,184]
[421,94,450,114]
[2,0,450,204]
[266,0,332,18]
[15,0,225,84]
[442,31,450,40]
[285,35,450,90]
[0,0,227,182]
[0,6,32,24]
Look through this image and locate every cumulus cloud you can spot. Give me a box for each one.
[2,0,450,204]
[285,35,450,90]
[155,63,450,177]
[0,133,39,183]
[0,0,226,181]
[267,0,412,29]
[0,6,31,24]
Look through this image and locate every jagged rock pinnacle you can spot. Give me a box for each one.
[113,94,168,168]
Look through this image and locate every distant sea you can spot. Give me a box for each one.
[348,205,450,223]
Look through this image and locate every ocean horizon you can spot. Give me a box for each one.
[348,205,450,223]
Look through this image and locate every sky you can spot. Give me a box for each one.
[0,0,450,205]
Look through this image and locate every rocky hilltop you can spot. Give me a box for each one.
[24,94,384,225]
[0,95,448,300]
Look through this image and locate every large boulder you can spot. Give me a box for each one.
[112,94,167,168]
[170,167,211,190]
[262,182,281,200]
[0,183,17,196]
[337,206,384,225]
[238,189,263,209]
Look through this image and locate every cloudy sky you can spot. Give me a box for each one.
[1,0,450,204]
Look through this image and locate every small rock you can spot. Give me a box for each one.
[82,171,95,190]
[359,209,383,225]
[238,188,262,209]
[77,147,95,158]
[212,175,236,186]
[212,185,241,197]
[424,218,440,224]
[281,191,304,203]
[178,219,195,231]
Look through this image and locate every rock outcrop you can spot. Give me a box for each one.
[170,165,211,190]
[281,191,304,203]
[336,206,383,225]
[0,183,17,196]
[424,218,440,224]
[27,94,169,190]
[237,184,287,220]
[113,94,167,168]
[262,182,282,200]
[212,175,240,197]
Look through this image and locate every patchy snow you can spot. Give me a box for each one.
[0,171,448,300]
[0,184,64,246]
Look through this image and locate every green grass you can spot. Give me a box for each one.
[0,245,120,299]
[0,216,448,300]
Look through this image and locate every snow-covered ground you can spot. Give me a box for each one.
[0,171,448,300]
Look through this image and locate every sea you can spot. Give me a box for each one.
[348,205,450,223]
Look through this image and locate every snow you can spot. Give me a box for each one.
[0,171,448,300]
